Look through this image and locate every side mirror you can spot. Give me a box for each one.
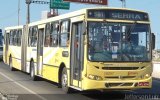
[82,21,86,35]
[152,33,155,50]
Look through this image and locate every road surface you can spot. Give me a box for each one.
[0,62,159,100]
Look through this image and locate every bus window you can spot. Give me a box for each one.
[14,30,18,46]
[17,30,22,46]
[60,20,70,47]
[0,30,3,46]
[28,28,32,46]
[31,27,38,47]
[3,33,5,45]
[9,30,14,45]
[51,22,59,47]
[44,23,51,47]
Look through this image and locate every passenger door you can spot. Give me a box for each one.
[37,28,44,76]
[70,22,84,88]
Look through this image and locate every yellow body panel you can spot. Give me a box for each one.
[8,46,21,70]
[42,47,70,82]
[43,65,59,83]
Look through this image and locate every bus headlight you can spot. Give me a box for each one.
[88,74,103,80]
[141,74,151,79]
[144,74,151,78]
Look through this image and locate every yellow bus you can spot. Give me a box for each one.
[3,7,155,93]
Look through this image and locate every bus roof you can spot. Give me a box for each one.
[28,8,86,27]
[5,7,148,29]
[5,25,23,31]
[28,7,148,26]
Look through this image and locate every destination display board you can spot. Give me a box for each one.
[63,0,107,5]
[87,9,149,21]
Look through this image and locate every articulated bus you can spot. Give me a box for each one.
[3,7,155,93]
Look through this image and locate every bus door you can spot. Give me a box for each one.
[37,28,44,76]
[70,22,84,88]
[5,33,9,63]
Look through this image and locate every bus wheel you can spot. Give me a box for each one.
[9,56,15,71]
[61,67,71,93]
[30,61,37,81]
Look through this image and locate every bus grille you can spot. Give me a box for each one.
[102,67,139,70]
[106,83,133,87]
[105,76,136,80]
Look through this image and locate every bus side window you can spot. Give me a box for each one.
[34,27,38,47]
[44,23,51,47]
[60,20,70,47]
[18,30,22,46]
[28,28,32,47]
[9,31,12,45]
[13,30,17,46]
[51,22,59,47]
[15,30,18,46]
[31,27,38,47]
[3,33,5,45]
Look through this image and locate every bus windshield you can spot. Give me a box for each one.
[88,22,151,62]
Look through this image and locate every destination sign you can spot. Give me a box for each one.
[88,9,149,21]
[111,12,143,20]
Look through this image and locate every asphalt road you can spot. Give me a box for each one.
[0,61,159,100]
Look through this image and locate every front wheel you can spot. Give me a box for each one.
[61,68,71,93]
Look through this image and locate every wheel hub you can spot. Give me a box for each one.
[62,74,67,87]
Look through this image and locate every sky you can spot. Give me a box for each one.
[0,0,159,49]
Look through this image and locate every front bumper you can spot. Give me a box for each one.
[82,77,152,90]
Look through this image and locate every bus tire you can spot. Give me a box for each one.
[61,67,71,93]
[30,61,37,81]
[9,56,15,71]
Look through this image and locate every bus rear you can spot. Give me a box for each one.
[82,8,154,90]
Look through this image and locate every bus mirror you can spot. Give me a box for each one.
[82,21,86,35]
[152,33,155,50]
